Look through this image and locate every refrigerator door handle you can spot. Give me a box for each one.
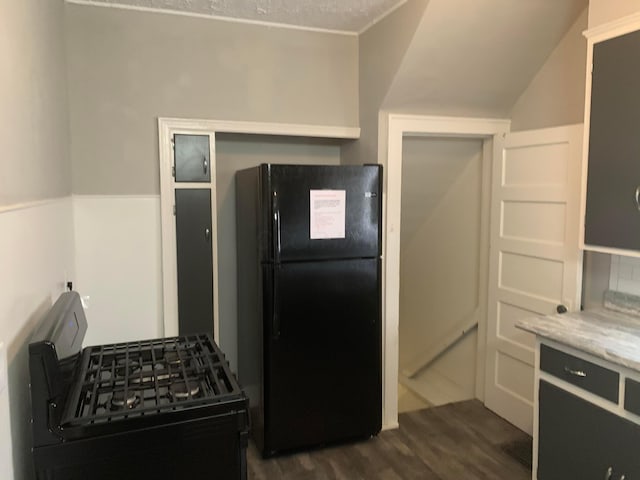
[272,265,280,340]
[272,191,281,263]
[276,210,282,261]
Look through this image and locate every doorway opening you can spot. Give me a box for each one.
[398,136,485,412]
[380,114,510,429]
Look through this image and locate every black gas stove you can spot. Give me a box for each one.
[28,291,249,479]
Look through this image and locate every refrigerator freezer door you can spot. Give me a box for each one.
[263,258,381,454]
[264,165,381,261]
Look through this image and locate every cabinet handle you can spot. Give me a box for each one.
[635,186,640,211]
[203,156,208,175]
[564,366,587,377]
[605,467,612,480]
[205,228,210,241]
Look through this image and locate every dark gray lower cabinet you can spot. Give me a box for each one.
[175,189,214,337]
[538,380,640,479]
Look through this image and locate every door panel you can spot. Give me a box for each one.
[175,189,214,337]
[264,258,381,453]
[265,165,382,261]
[485,125,583,434]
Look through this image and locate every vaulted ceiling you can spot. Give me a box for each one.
[382,0,588,116]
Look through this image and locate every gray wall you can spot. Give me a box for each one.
[215,134,342,368]
[66,3,358,195]
[589,0,640,28]
[1,0,71,205]
[1,1,74,479]
[342,0,428,165]
[510,8,588,132]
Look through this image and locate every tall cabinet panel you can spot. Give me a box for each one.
[175,188,214,336]
[584,29,640,251]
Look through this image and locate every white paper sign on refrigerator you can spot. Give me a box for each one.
[309,190,346,239]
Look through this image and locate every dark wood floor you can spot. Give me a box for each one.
[247,400,531,480]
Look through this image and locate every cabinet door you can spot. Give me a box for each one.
[174,134,211,183]
[175,189,214,336]
[538,380,640,479]
[585,30,640,250]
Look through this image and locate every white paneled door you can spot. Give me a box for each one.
[484,125,583,434]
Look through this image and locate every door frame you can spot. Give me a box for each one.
[380,113,510,429]
[157,117,359,339]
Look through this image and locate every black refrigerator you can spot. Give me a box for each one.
[236,164,382,457]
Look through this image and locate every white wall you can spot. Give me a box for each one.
[399,137,483,395]
[0,200,75,480]
[73,196,163,347]
[609,256,640,296]
[582,251,612,309]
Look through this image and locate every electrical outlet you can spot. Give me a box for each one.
[0,342,6,395]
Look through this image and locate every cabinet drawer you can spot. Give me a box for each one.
[540,344,619,403]
[625,378,640,416]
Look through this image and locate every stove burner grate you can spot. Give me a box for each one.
[67,334,242,425]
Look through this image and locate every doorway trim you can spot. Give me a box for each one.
[157,117,359,340]
[381,113,510,429]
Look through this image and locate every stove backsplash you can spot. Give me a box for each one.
[610,255,640,298]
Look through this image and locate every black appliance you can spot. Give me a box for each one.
[236,164,382,456]
[28,291,249,479]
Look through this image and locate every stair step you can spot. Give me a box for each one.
[399,369,470,407]
[398,383,431,412]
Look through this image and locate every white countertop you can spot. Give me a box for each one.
[517,308,640,372]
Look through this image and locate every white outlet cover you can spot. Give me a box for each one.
[0,342,6,394]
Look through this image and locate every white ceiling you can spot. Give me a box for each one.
[81,0,407,32]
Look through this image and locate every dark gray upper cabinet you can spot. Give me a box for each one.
[585,29,640,251]
[174,134,211,183]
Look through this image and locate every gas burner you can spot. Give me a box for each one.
[129,375,153,385]
[130,371,175,385]
[110,391,140,410]
[169,381,200,401]
[115,359,140,378]
[163,350,182,365]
